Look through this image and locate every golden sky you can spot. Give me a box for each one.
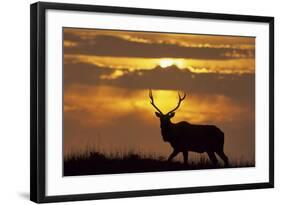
[63,28,255,163]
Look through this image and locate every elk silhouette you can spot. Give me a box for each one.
[149,90,229,167]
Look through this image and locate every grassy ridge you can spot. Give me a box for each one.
[64,150,254,176]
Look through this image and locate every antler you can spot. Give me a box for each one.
[167,92,186,114]
[149,89,163,114]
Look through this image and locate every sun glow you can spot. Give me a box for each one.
[159,58,174,68]
[65,54,254,74]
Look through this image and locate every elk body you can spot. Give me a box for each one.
[149,90,229,166]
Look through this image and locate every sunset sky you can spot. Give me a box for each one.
[63,28,255,163]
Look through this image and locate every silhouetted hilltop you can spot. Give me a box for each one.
[64,150,254,176]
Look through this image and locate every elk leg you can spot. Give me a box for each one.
[168,150,179,162]
[182,151,188,166]
[207,152,218,166]
[216,151,229,167]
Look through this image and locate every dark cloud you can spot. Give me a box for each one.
[64,34,254,60]
[64,30,82,42]
[64,62,113,86]
[108,65,254,102]
[64,62,254,104]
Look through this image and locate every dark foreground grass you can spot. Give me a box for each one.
[64,151,254,176]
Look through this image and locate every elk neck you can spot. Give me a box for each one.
[160,119,174,142]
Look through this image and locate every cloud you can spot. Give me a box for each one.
[64,28,255,48]
[65,54,255,74]
[64,62,114,86]
[106,65,255,102]
[64,33,254,60]
[64,60,254,104]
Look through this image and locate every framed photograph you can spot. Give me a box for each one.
[30,2,274,203]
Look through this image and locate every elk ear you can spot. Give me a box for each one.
[169,112,175,118]
[155,112,161,118]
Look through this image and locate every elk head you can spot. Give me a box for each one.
[149,89,186,132]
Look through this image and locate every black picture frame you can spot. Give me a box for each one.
[30,2,274,203]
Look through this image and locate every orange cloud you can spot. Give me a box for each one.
[65,54,254,74]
